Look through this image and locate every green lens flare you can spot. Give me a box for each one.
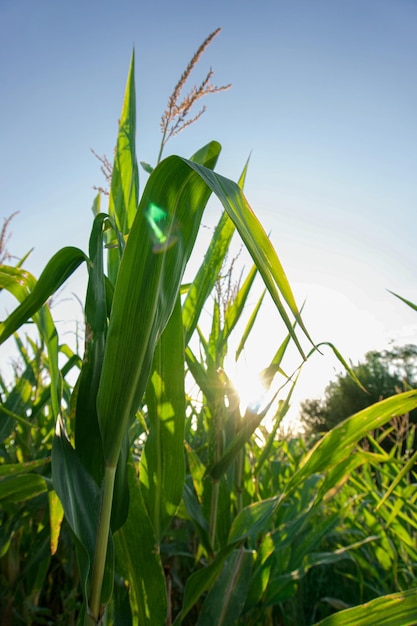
[145,202,178,253]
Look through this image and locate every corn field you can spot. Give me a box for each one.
[1,36,417,626]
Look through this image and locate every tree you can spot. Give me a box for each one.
[300,345,417,437]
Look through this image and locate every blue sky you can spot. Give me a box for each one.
[1,0,417,412]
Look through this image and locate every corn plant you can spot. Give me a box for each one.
[0,34,312,622]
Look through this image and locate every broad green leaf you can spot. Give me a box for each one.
[107,573,133,626]
[107,52,139,284]
[190,140,222,170]
[285,390,417,496]
[197,548,254,625]
[0,473,49,502]
[73,212,129,532]
[314,587,417,626]
[97,154,216,468]
[140,297,186,542]
[182,161,313,358]
[182,208,235,344]
[0,457,50,477]
[182,152,248,345]
[228,497,279,544]
[0,247,86,344]
[74,212,108,485]
[114,464,167,626]
[0,265,68,420]
[108,54,138,234]
[51,418,114,606]
[174,545,235,625]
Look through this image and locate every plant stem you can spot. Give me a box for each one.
[86,464,116,624]
[236,448,244,513]
[209,479,219,549]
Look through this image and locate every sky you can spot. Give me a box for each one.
[1,0,417,424]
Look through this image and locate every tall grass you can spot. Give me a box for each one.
[0,32,416,625]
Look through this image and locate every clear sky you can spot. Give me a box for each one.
[1,0,417,419]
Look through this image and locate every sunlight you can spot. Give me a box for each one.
[227,359,268,416]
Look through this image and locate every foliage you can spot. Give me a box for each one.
[300,345,417,436]
[1,31,417,626]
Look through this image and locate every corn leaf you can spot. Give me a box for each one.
[182,161,313,358]
[52,418,114,606]
[0,247,86,345]
[314,588,417,626]
[0,473,49,502]
[182,154,249,345]
[222,263,258,346]
[235,289,266,361]
[228,497,280,544]
[108,52,138,233]
[114,464,167,626]
[0,457,50,477]
[388,289,417,312]
[285,390,417,496]
[174,545,235,625]
[197,548,254,626]
[97,154,216,468]
[140,297,186,542]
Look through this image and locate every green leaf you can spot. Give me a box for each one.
[0,247,86,345]
[0,261,76,420]
[0,457,50,477]
[222,263,258,346]
[114,464,167,626]
[73,212,129,532]
[0,473,49,502]
[51,418,114,606]
[174,545,235,625]
[313,588,417,626]
[285,390,417,496]
[108,52,139,236]
[107,52,139,284]
[388,289,417,312]
[228,497,279,544]
[182,161,313,358]
[235,289,266,361]
[140,297,186,542]
[140,160,154,174]
[74,213,108,486]
[197,548,254,625]
[182,150,247,345]
[97,154,215,468]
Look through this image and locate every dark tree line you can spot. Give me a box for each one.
[300,344,417,437]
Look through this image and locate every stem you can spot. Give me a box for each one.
[236,448,243,513]
[86,464,116,624]
[209,480,219,549]
[209,417,223,550]
[156,141,164,165]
